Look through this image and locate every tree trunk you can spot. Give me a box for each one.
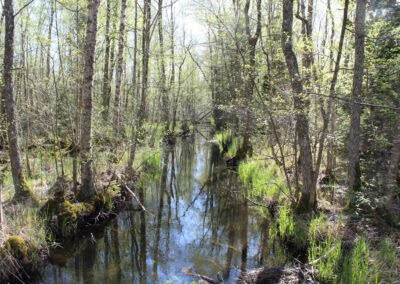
[79,0,100,200]
[348,0,366,193]
[387,114,400,202]
[317,0,349,184]
[101,0,112,122]
[158,0,169,132]
[127,0,151,172]
[281,0,315,212]
[113,0,127,136]
[241,0,261,157]
[2,0,36,203]
[0,168,4,228]
[131,0,138,114]
[46,0,55,78]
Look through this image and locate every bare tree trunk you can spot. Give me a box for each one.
[127,0,151,172]
[101,0,112,122]
[241,0,261,156]
[387,113,400,203]
[0,168,4,228]
[281,0,315,212]
[113,0,127,136]
[348,0,366,193]
[169,0,176,130]
[2,0,36,203]
[316,0,349,184]
[46,0,55,78]
[158,0,169,132]
[78,0,100,200]
[131,0,138,113]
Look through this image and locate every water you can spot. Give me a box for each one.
[39,129,287,283]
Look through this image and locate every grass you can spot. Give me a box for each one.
[266,204,398,283]
[340,238,370,283]
[371,238,399,283]
[269,205,307,248]
[238,158,286,201]
[308,215,342,282]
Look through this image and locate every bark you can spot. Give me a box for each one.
[316,0,349,183]
[2,0,36,203]
[348,0,367,193]
[0,168,4,228]
[101,0,112,122]
[387,114,400,200]
[46,0,55,78]
[241,0,261,156]
[128,0,151,172]
[281,0,315,212]
[79,0,100,200]
[113,0,127,136]
[158,0,169,131]
[131,0,138,113]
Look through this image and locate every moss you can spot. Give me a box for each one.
[13,173,39,206]
[42,181,122,237]
[4,236,29,264]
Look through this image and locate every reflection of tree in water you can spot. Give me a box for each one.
[41,132,279,283]
[152,149,169,281]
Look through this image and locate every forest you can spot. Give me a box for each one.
[0,0,399,283]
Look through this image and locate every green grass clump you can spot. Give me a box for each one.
[141,151,161,172]
[226,136,242,158]
[214,129,233,153]
[308,216,342,283]
[238,159,286,200]
[370,238,399,283]
[341,238,370,284]
[269,205,307,248]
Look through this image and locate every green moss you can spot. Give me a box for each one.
[13,173,39,206]
[4,236,29,263]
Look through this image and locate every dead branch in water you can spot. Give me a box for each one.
[182,267,219,284]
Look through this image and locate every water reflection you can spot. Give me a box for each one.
[40,130,284,283]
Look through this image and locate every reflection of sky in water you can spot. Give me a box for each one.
[39,132,276,284]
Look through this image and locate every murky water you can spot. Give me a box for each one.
[39,129,288,283]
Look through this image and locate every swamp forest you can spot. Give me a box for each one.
[0,0,399,283]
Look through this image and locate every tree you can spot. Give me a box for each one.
[79,0,100,200]
[113,0,127,136]
[2,0,37,203]
[241,0,261,155]
[348,0,367,193]
[101,0,112,122]
[281,0,315,212]
[127,0,151,173]
[158,0,169,132]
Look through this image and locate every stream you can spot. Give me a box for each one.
[38,128,288,283]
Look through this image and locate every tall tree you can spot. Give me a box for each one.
[318,0,349,182]
[127,0,151,172]
[2,0,37,203]
[101,0,112,122]
[281,0,315,211]
[348,0,367,193]
[79,0,100,200]
[113,0,127,136]
[158,0,169,132]
[242,0,261,155]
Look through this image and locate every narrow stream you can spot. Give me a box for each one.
[39,129,288,283]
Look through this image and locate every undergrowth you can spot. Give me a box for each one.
[238,158,286,201]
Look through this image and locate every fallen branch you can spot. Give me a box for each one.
[182,267,219,284]
[122,184,153,216]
